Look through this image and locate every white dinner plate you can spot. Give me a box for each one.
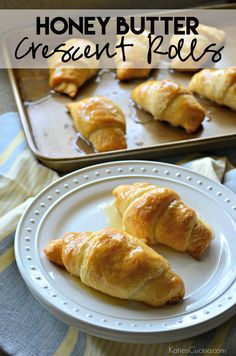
[15,161,236,343]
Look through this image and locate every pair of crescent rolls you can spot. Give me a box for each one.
[170,24,225,72]
[48,39,99,98]
[189,68,236,111]
[44,228,185,307]
[66,97,127,152]
[132,80,206,133]
[44,182,214,306]
[113,182,213,260]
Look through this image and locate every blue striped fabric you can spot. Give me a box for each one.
[0,113,22,151]
[0,113,27,174]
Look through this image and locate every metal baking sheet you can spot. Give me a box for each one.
[5,24,236,172]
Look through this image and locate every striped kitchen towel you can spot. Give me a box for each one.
[0,112,236,356]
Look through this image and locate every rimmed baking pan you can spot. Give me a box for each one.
[4,12,236,172]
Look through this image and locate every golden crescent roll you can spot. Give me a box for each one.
[48,38,99,98]
[44,227,185,307]
[113,183,213,260]
[170,24,225,71]
[115,30,153,81]
[66,96,127,152]
[131,80,205,133]
[189,68,236,111]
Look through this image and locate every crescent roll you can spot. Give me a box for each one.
[113,183,213,260]
[115,30,154,81]
[189,68,236,111]
[170,24,225,71]
[131,80,205,133]
[48,38,99,98]
[44,228,185,307]
[66,96,127,152]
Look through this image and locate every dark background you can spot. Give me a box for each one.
[0,0,235,9]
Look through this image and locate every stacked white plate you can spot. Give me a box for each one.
[15,161,236,343]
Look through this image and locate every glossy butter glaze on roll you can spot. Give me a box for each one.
[189,68,236,111]
[113,182,213,259]
[67,96,127,152]
[132,79,206,133]
[170,24,225,72]
[115,30,156,81]
[48,38,99,98]
[44,227,185,307]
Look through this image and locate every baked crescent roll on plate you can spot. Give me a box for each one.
[66,96,127,152]
[48,38,99,98]
[44,227,185,307]
[170,24,225,71]
[113,182,214,260]
[189,67,236,111]
[115,30,155,81]
[131,80,205,133]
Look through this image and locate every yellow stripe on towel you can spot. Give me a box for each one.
[0,225,16,242]
[0,131,25,165]
[84,336,168,356]
[54,326,79,356]
[86,335,102,356]
[0,245,15,273]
